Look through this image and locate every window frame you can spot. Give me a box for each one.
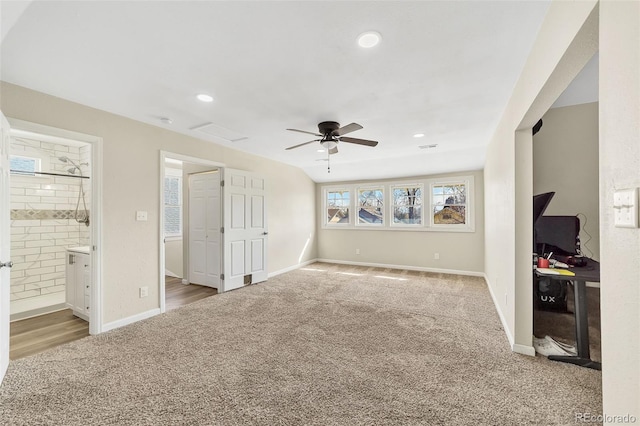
[355,186,385,227]
[324,187,352,227]
[164,167,183,239]
[389,183,424,228]
[320,175,475,233]
[9,154,42,175]
[428,176,474,232]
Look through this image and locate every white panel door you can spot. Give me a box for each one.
[0,112,11,384]
[221,169,267,292]
[188,172,221,288]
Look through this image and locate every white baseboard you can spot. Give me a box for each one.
[101,308,161,333]
[482,274,535,357]
[164,269,180,278]
[316,258,485,277]
[10,303,67,322]
[268,259,319,278]
[512,343,536,357]
[483,274,515,347]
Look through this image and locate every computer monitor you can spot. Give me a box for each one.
[535,216,580,255]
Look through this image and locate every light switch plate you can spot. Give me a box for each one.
[136,211,148,221]
[613,188,638,228]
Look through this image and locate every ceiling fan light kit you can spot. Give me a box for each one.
[285,121,379,173]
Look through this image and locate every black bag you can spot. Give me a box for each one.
[535,277,568,312]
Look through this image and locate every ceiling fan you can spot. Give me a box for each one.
[285,121,378,155]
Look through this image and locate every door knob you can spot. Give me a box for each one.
[0,261,13,269]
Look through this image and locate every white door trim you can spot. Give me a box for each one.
[1,111,11,384]
[5,118,104,335]
[159,151,225,313]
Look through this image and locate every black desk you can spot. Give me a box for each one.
[535,258,601,370]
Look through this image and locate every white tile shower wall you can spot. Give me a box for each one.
[9,137,92,315]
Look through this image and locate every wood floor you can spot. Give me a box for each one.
[10,277,217,360]
[165,276,217,311]
[10,309,90,360]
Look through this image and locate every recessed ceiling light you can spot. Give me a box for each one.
[317,149,325,153]
[357,31,382,48]
[160,117,173,124]
[413,133,425,138]
[197,94,214,103]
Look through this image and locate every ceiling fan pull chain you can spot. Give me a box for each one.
[327,148,331,173]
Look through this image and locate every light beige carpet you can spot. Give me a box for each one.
[0,262,601,425]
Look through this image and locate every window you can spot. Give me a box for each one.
[429,179,471,230]
[10,155,41,175]
[357,188,384,225]
[164,168,182,238]
[326,189,350,225]
[320,175,474,232]
[392,184,423,225]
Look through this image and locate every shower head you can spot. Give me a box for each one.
[59,156,70,163]
[67,167,79,175]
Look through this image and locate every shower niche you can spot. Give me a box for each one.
[9,135,92,321]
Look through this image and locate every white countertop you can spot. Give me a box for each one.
[67,246,91,254]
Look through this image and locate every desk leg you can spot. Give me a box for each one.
[548,280,601,370]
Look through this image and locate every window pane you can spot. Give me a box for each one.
[358,189,383,224]
[10,155,38,175]
[164,206,181,234]
[164,177,181,205]
[433,206,465,224]
[432,183,467,225]
[327,190,350,224]
[392,186,422,224]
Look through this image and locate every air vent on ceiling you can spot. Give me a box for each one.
[418,144,438,150]
[191,122,247,142]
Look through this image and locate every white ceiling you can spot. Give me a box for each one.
[1,1,554,183]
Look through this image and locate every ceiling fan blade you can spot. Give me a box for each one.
[333,122,363,136]
[339,136,378,147]
[285,139,320,150]
[286,128,323,137]
[329,147,338,155]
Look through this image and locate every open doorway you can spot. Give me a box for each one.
[159,151,269,312]
[161,153,224,312]
[6,119,102,359]
[531,53,601,364]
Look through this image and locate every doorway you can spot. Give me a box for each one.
[1,118,102,363]
[162,154,220,311]
[159,151,269,313]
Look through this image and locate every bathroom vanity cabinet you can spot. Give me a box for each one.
[65,247,91,321]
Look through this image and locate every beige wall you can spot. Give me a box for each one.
[599,0,640,418]
[534,102,600,260]
[317,170,484,274]
[1,82,318,324]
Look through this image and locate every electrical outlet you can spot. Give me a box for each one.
[136,211,148,221]
[139,286,148,298]
[434,253,440,260]
[356,248,360,255]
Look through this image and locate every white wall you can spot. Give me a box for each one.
[0,82,318,324]
[599,0,640,418]
[317,170,484,274]
[484,0,598,351]
[533,102,600,260]
[486,0,640,418]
